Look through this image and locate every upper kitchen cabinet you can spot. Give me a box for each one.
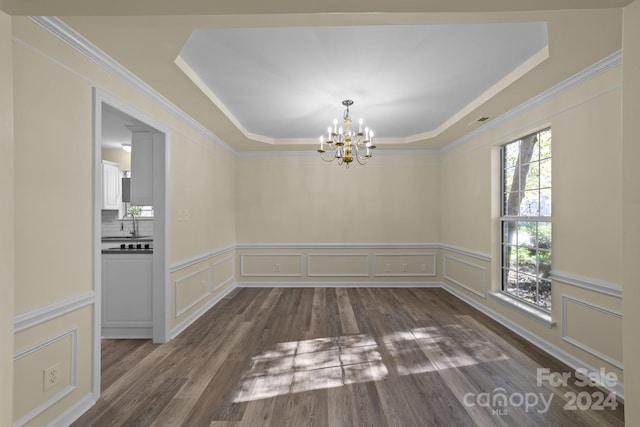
[102,160,120,210]
[130,131,154,206]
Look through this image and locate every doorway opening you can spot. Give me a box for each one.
[92,88,169,397]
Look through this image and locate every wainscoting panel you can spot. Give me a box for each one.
[14,328,78,426]
[374,253,437,277]
[170,247,237,333]
[240,254,303,277]
[562,296,623,369]
[307,253,370,277]
[212,256,234,291]
[175,266,211,318]
[443,255,487,298]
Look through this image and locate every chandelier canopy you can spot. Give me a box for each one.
[318,100,376,167]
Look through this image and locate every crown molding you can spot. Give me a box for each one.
[27,17,622,158]
[29,16,235,155]
[442,50,622,154]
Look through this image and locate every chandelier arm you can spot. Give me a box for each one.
[355,152,370,165]
[319,152,337,162]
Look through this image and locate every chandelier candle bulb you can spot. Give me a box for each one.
[359,118,363,133]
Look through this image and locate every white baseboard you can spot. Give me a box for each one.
[45,392,96,427]
[101,327,152,339]
[236,281,442,288]
[170,283,237,339]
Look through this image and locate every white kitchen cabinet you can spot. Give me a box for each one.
[102,253,152,338]
[130,131,154,206]
[102,160,120,210]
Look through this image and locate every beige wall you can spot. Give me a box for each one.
[6,7,637,426]
[1,10,14,427]
[235,154,441,286]
[236,154,440,244]
[168,127,236,333]
[11,17,236,425]
[101,147,131,171]
[622,0,640,424]
[170,131,235,262]
[440,64,624,381]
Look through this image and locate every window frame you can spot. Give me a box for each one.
[500,127,552,312]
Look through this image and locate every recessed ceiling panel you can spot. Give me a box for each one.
[177,23,547,140]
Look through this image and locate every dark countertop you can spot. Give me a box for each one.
[102,235,153,254]
[102,248,153,254]
[102,236,153,242]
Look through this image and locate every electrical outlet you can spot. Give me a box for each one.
[43,362,60,391]
[275,263,281,273]
[184,209,190,221]
[402,263,409,272]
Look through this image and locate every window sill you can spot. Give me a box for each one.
[489,292,556,328]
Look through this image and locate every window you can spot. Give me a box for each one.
[501,128,551,310]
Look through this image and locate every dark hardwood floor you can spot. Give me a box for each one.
[72,288,624,426]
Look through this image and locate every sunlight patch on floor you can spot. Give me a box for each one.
[385,323,509,375]
[233,334,387,403]
[233,322,508,403]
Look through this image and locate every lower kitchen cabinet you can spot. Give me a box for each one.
[102,253,152,338]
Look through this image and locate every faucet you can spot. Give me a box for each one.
[129,214,137,237]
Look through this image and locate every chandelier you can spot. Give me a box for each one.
[318,100,376,167]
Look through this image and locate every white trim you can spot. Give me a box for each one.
[442,255,488,298]
[490,291,554,327]
[212,256,234,291]
[552,271,622,298]
[307,253,370,277]
[237,281,442,288]
[441,50,622,154]
[440,244,492,262]
[13,292,94,333]
[45,393,96,427]
[236,242,440,250]
[30,16,234,155]
[442,284,624,399]
[14,328,79,427]
[237,149,440,158]
[174,266,212,318]
[170,245,235,272]
[562,295,623,369]
[373,253,437,277]
[92,88,172,346]
[240,253,303,277]
[91,88,103,399]
[170,283,237,339]
[101,327,153,339]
